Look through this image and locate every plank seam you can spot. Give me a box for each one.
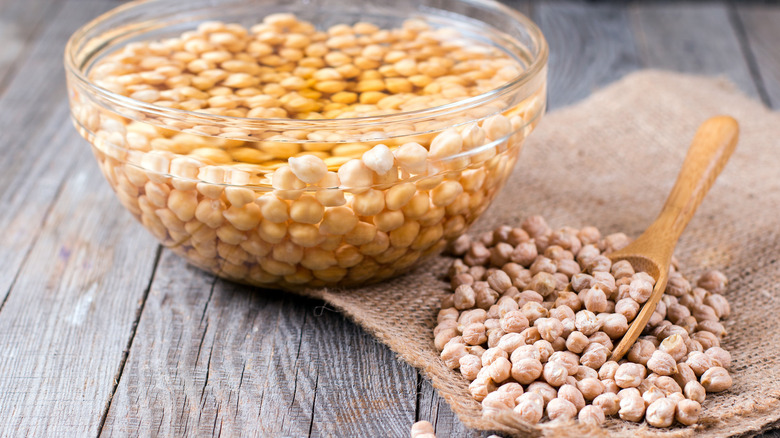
[727,1,772,106]
[96,245,163,437]
[414,372,422,422]
[307,357,320,438]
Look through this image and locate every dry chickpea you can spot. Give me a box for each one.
[618,394,646,422]
[461,322,487,346]
[434,328,458,352]
[458,354,482,380]
[481,347,508,367]
[602,379,619,394]
[700,366,732,392]
[511,241,538,267]
[591,393,619,417]
[535,317,564,343]
[565,331,590,354]
[576,378,604,401]
[676,399,701,426]
[697,270,728,294]
[654,376,682,396]
[692,330,720,351]
[557,384,585,411]
[598,361,619,381]
[482,387,515,412]
[546,398,577,422]
[440,341,467,369]
[659,333,688,362]
[469,375,496,402]
[646,398,676,427]
[500,311,529,334]
[579,342,609,370]
[511,358,543,385]
[614,363,647,389]
[705,346,732,369]
[615,298,640,322]
[410,421,435,438]
[573,365,598,381]
[510,345,539,363]
[521,302,548,324]
[578,405,605,426]
[575,310,602,336]
[686,351,714,377]
[488,357,512,383]
[684,380,706,404]
[453,285,476,310]
[628,277,653,304]
[642,385,665,407]
[647,350,678,376]
[600,313,628,339]
[514,392,544,424]
[543,361,569,387]
[673,362,697,389]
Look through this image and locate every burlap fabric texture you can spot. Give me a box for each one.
[299,70,780,437]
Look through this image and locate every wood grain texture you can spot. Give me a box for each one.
[735,4,780,109]
[0,0,62,95]
[534,1,641,110]
[417,376,491,438]
[630,2,760,99]
[103,252,419,437]
[0,154,159,436]
[306,307,418,437]
[0,0,115,305]
[101,252,310,436]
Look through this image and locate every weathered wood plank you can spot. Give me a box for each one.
[629,2,760,99]
[534,1,641,110]
[735,4,780,109]
[0,1,160,436]
[0,0,116,305]
[102,253,418,437]
[102,252,310,436]
[306,309,418,437]
[417,375,491,438]
[0,154,159,436]
[0,0,62,95]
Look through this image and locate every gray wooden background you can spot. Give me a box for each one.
[0,0,778,436]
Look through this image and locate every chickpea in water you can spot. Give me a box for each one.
[71,13,547,289]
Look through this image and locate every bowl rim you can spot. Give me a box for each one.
[64,0,548,132]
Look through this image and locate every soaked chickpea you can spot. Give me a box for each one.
[74,12,547,291]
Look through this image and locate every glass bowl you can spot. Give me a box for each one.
[65,0,547,289]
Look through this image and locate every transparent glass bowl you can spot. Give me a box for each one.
[65,0,547,289]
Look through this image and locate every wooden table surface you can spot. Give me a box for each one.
[1,1,779,436]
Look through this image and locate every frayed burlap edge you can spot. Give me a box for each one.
[297,70,780,437]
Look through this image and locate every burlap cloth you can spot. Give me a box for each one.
[299,70,780,437]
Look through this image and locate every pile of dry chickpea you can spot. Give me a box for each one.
[72,14,545,288]
[432,216,732,429]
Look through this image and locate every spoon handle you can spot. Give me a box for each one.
[654,116,739,244]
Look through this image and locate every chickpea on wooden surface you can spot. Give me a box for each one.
[435,216,734,429]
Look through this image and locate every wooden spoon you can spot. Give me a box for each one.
[608,115,739,362]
